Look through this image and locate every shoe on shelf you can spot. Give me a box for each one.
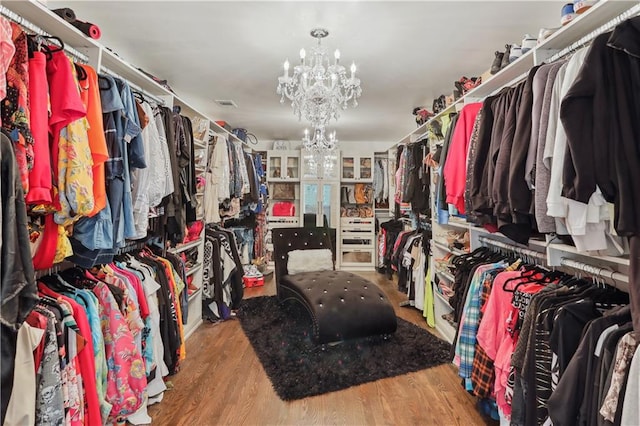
[509,44,523,62]
[561,3,576,26]
[500,44,512,69]
[490,50,504,74]
[573,0,597,14]
[521,34,537,53]
[538,27,560,42]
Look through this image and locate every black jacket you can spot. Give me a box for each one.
[560,17,640,236]
[1,131,39,423]
[0,131,38,329]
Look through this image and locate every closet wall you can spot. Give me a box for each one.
[386,0,637,341]
[0,2,264,424]
[383,1,640,424]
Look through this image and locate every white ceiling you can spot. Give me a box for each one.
[49,1,560,145]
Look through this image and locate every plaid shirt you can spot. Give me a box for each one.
[455,262,506,379]
[471,273,499,398]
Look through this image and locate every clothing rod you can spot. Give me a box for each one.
[100,66,165,106]
[560,258,629,284]
[478,235,547,260]
[0,6,89,63]
[547,3,640,63]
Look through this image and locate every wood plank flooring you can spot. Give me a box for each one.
[147,271,493,425]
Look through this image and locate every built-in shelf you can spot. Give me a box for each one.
[185,263,203,277]
[547,242,630,267]
[100,48,173,97]
[188,287,202,303]
[441,218,469,231]
[433,240,468,256]
[396,96,467,146]
[436,270,455,282]
[2,0,100,49]
[168,238,203,254]
[464,50,535,101]
[433,289,453,309]
[535,0,638,53]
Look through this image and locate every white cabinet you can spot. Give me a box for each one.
[300,181,340,229]
[341,154,374,182]
[267,150,300,181]
[301,149,340,181]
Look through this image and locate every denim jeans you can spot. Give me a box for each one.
[231,227,254,264]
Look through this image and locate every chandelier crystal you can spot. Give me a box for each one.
[277,28,362,129]
[302,125,338,152]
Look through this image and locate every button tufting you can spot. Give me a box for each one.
[294,233,298,236]
[319,303,323,307]
[361,296,364,300]
[340,298,344,302]
[347,280,351,283]
[279,233,283,237]
[288,243,292,246]
[323,290,327,293]
[364,285,368,289]
[304,242,308,246]
[344,288,348,291]
[282,256,285,259]
[307,287,311,290]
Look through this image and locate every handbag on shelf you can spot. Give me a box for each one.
[232,128,258,145]
[272,183,295,200]
[272,201,296,217]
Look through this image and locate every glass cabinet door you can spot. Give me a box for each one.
[359,157,373,180]
[322,183,333,227]
[323,150,339,180]
[269,156,282,179]
[342,156,355,180]
[286,155,299,179]
[301,150,319,179]
[302,182,319,218]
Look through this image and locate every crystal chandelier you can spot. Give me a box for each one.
[277,28,362,128]
[302,125,338,152]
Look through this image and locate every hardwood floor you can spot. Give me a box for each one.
[147,271,493,425]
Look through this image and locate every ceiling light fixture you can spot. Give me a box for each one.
[277,28,362,132]
[302,125,338,152]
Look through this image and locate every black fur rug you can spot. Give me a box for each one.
[237,296,452,401]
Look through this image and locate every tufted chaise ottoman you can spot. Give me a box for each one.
[273,227,397,344]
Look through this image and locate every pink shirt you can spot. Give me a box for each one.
[477,271,522,416]
[442,102,482,213]
[92,280,147,422]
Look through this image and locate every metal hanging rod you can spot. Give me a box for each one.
[35,260,75,279]
[547,3,640,63]
[0,5,89,63]
[560,257,629,285]
[99,67,165,106]
[478,235,547,260]
[115,240,148,256]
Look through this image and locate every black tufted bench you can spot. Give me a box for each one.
[273,227,397,344]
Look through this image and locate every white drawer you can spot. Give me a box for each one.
[340,248,375,266]
[341,234,375,246]
[341,217,375,227]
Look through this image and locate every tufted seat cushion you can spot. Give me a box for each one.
[273,227,397,344]
[280,270,397,343]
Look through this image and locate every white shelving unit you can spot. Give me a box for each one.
[0,0,264,341]
[385,0,639,339]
